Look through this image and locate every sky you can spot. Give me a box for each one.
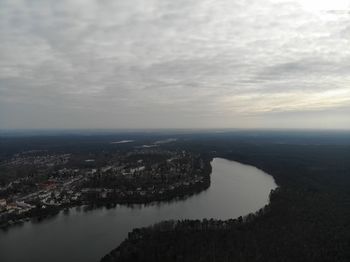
[1,0,350,130]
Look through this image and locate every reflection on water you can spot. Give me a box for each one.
[0,158,277,262]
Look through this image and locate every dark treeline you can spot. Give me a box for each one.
[102,140,350,262]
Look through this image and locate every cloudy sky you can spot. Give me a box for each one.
[1,0,350,129]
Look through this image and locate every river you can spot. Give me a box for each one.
[0,158,277,262]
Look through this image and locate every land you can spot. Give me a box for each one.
[0,130,349,262]
[101,132,350,262]
[0,138,211,228]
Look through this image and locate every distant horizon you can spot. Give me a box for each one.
[1,127,350,136]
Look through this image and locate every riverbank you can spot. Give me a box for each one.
[0,157,212,230]
[99,144,350,262]
[0,158,277,262]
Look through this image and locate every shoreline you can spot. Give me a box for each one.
[0,159,212,230]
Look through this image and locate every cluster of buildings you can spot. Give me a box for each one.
[0,149,209,228]
[4,153,70,167]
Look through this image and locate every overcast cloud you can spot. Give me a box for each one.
[1,0,350,129]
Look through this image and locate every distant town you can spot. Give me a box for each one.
[0,143,211,228]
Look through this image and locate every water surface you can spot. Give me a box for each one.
[0,158,277,262]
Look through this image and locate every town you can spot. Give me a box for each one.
[0,148,211,228]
